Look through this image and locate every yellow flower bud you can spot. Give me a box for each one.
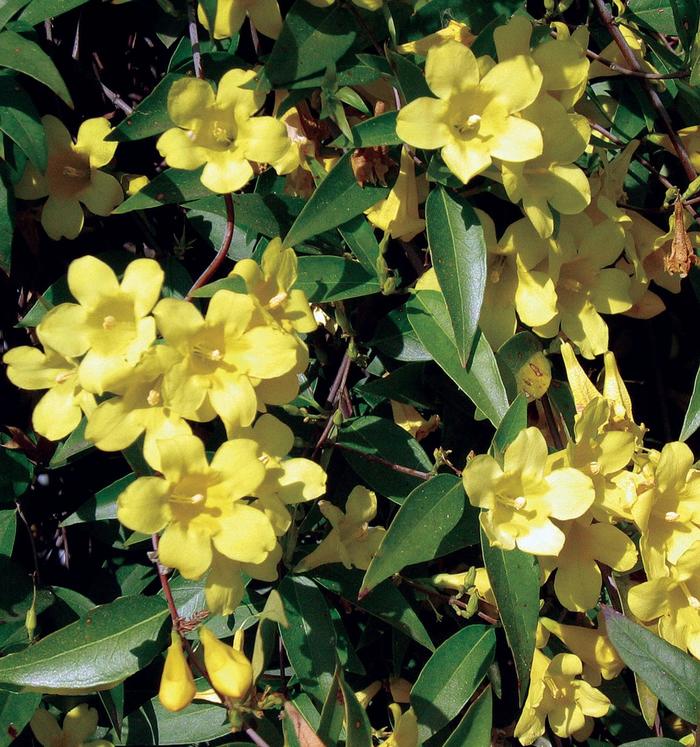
[200,627,253,700]
[159,630,196,713]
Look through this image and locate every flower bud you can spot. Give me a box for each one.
[200,626,253,700]
[159,630,196,712]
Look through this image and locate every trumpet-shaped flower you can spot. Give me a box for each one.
[539,514,637,611]
[395,20,475,56]
[514,649,611,744]
[117,434,274,579]
[157,70,290,194]
[197,0,282,40]
[295,486,386,572]
[159,630,197,712]
[390,400,439,442]
[381,705,418,747]
[631,442,700,577]
[627,541,700,659]
[396,40,543,184]
[15,116,123,240]
[3,337,96,441]
[365,147,426,240]
[199,626,253,699]
[153,290,298,433]
[462,427,595,556]
[85,345,192,470]
[30,704,113,747]
[36,255,163,395]
[540,617,624,685]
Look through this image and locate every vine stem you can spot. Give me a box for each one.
[151,533,182,628]
[584,47,689,79]
[187,0,204,81]
[592,0,697,183]
[245,727,272,747]
[324,441,432,480]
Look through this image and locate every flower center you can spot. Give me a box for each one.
[211,120,234,146]
[489,256,507,284]
[54,371,73,384]
[147,389,161,406]
[456,114,482,135]
[47,149,92,198]
[664,510,680,522]
[589,461,601,475]
[102,315,117,330]
[513,496,527,510]
[268,291,288,309]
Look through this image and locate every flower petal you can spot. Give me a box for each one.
[167,78,215,129]
[117,476,171,533]
[156,127,209,170]
[425,40,479,99]
[396,97,451,149]
[41,195,84,240]
[63,703,98,744]
[121,258,164,317]
[201,151,254,193]
[74,118,117,168]
[79,170,123,216]
[159,521,213,578]
[540,468,595,520]
[214,504,276,563]
[158,434,209,482]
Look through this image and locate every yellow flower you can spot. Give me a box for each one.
[199,627,253,700]
[395,20,475,56]
[355,680,381,709]
[431,566,496,606]
[123,174,149,195]
[117,434,274,579]
[631,442,700,577]
[462,427,595,555]
[84,345,192,470]
[656,125,700,173]
[197,0,282,40]
[539,514,637,611]
[382,705,418,747]
[159,630,196,712]
[295,486,386,572]
[30,704,113,747]
[153,290,299,433]
[627,541,700,659]
[36,255,163,395]
[15,116,122,240]
[514,649,610,744]
[540,617,624,685]
[390,400,439,442]
[157,70,290,194]
[3,337,96,441]
[366,147,426,240]
[395,40,543,184]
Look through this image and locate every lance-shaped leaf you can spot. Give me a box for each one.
[426,186,487,367]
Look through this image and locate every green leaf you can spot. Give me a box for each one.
[283,152,389,247]
[406,290,509,427]
[18,0,89,25]
[603,607,700,724]
[48,417,93,468]
[337,415,432,503]
[0,162,13,275]
[481,529,539,704]
[497,332,552,401]
[279,575,337,704]
[361,475,478,593]
[0,595,169,693]
[490,394,528,459]
[339,668,372,747]
[266,1,357,86]
[618,740,684,747]
[61,473,135,526]
[426,186,487,366]
[0,73,46,169]
[0,444,33,499]
[0,510,16,556]
[628,0,678,35]
[338,214,381,275]
[0,0,30,29]
[295,256,381,302]
[387,50,432,103]
[189,275,247,299]
[443,685,492,747]
[371,308,431,362]
[312,566,434,651]
[0,689,40,747]
[0,30,71,107]
[113,168,211,213]
[318,665,344,745]
[680,360,700,441]
[410,624,496,741]
[108,73,184,142]
[346,111,401,147]
[186,192,286,238]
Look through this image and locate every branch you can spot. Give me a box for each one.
[326,441,432,481]
[592,0,697,183]
[585,47,689,79]
[187,0,204,80]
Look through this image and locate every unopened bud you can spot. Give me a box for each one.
[200,626,253,700]
[159,630,196,712]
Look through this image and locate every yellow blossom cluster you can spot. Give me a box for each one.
[460,341,700,743]
[3,241,326,617]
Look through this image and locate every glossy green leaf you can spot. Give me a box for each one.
[49,417,93,468]
[113,168,211,213]
[0,31,72,107]
[317,665,343,745]
[603,607,700,724]
[346,111,401,147]
[498,332,552,401]
[361,475,479,594]
[618,740,684,747]
[0,73,46,170]
[338,214,381,275]
[628,0,678,35]
[0,510,16,556]
[295,256,380,302]
[186,193,286,238]
[490,394,528,459]
[0,595,169,693]
[371,308,431,362]
[18,0,89,25]
[108,73,183,142]
[444,685,492,747]
[426,186,487,366]
[411,624,496,741]
[279,575,337,704]
[266,0,357,85]
[481,529,539,704]
[61,473,135,526]
[0,444,32,499]
[0,689,40,747]
[339,668,372,747]
[680,360,700,441]
[0,162,13,275]
[387,50,432,103]
[283,152,389,247]
[312,566,434,651]
[406,290,509,427]
[0,0,29,29]
[337,415,432,503]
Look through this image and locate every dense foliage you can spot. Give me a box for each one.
[2,0,700,745]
